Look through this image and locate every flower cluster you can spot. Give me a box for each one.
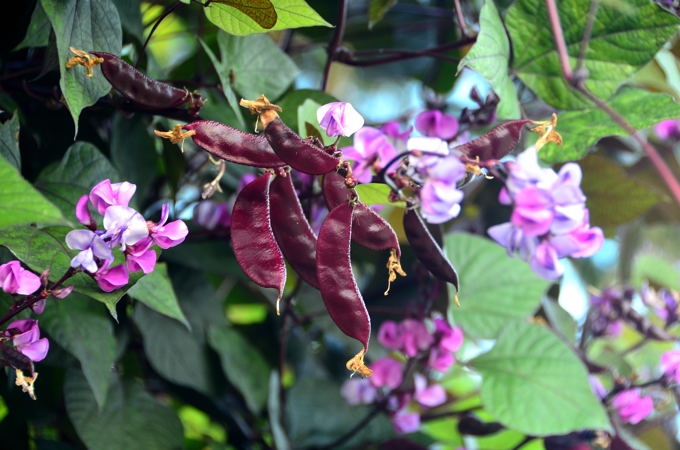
[65,179,188,292]
[487,146,603,279]
[611,389,654,425]
[341,316,464,434]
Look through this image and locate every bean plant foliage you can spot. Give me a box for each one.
[1,0,680,449]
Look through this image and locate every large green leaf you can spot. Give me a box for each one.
[204,0,331,36]
[445,233,550,339]
[40,294,116,408]
[210,0,277,29]
[0,114,21,170]
[35,141,121,218]
[472,321,612,435]
[506,0,679,110]
[0,157,67,228]
[40,0,122,134]
[127,263,190,328]
[65,370,183,450]
[207,325,270,412]
[541,89,680,163]
[458,0,520,119]
[214,31,299,101]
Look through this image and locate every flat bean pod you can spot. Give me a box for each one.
[454,119,532,162]
[90,52,202,112]
[265,118,340,175]
[403,208,459,291]
[322,171,353,209]
[183,121,286,168]
[231,172,287,313]
[269,173,320,289]
[317,202,372,376]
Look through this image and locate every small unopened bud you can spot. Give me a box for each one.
[51,285,74,299]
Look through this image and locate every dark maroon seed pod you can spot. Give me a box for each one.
[183,121,286,168]
[322,171,352,209]
[352,203,401,257]
[317,202,372,376]
[265,118,340,175]
[231,172,287,312]
[90,52,192,110]
[269,173,320,289]
[454,119,532,162]
[403,208,459,290]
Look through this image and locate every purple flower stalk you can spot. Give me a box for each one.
[316,102,365,137]
[488,146,603,279]
[0,261,42,295]
[5,319,49,362]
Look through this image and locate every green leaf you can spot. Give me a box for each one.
[506,0,680,110]
[65,370,183,450]
[204,0,331,36]
[355,183,406,208]
[472,321,612,435]
[40,0,122,134]
[369,0,397,29]
[458,0,520,119]
[579,154,661,231]
[541,89,680,163]
[15,2,50,50]
[207,325,270,412]
[35,141,120,218]
[445,233,550,339]
[0,114,21,170]
[210,0,277,29]
[0,157,67,228]
[127,263,190,328]
[40,294,116,408]
[214,31,299,101]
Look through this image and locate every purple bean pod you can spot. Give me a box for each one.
[403,208,459,291]
[454,119,532,162]
[269,172,320,289]
[231,171,287,313]
[316,202,373,376]
[183,121,287,168]
[264,118,340,175]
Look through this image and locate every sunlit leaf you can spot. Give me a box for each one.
[204,0,331,36]
[458,0,521,119]
[210,0,277,29]
[472,321,612,435]
[506,0,680,110]
[369,0,397,29]
[355,183,406,208]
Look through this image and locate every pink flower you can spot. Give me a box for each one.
[433,318,464,353]
[369,357,404,389]
[428,346,455,372]
[377,320,403,350]
[415,110,459,140]
[75,195,94,226]
[149,204,188,249]
[125,238,157,274]
[611,389,653,425]
[316,102,364,137]
[5,319,49,362]
[340,378,377,405]
[660,349,680,383]
[391,410,421,434]
[95,264,129,292]
[0,261,41,295]
[88,179,136,215]
[400,319,434,357]
[413,373,446,407]
[342,127,398,183]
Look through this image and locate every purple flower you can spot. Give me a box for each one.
[5,319,49,362]
[400,319,434,357]
[342,127,398,183]
[428,347,455,372]
[316,102,364,137]
[655,119,680,140]
[340,378,378,405]
[89,179,136,215]
[95,264,129,292]
[102,205,149,249]
[370,357,404,389]
[380,121,412,142]
[0,261,41,295]
[660,349,680,383]
[125,238,157,274]
[75,194,94,227]
[65,229,114,273]
[194,201,231,230]
[611,389,653,425]
[415,110,459,140]
[377,320,403,350]
[413,153,466,224]
[433,318,463,353]
[391,410,421,434]
[149,204,188,249]
[413,374,446,407]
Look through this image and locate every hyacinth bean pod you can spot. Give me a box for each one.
[403,208,459,291]
[182,121,287,168]
[454,119,532,162]
[269,173,320,289]
[264,118,340,175]
[316,202,372,376]
[351,203,401,256]
[322,171,353,209]
[89,52,203,113]
[231,172,287,313]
